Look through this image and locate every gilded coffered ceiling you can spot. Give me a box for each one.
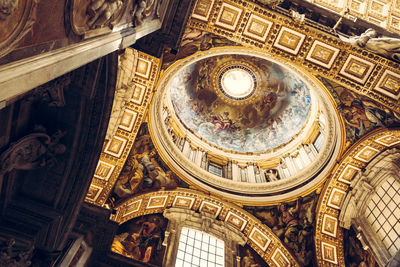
[303,0,400,33]
[85,0,400,266]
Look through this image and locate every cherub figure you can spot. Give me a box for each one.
[87,0,124,28]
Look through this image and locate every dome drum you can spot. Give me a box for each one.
[150,48,342,203]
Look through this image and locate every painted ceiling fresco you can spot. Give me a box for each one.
[162,28,239,70]
[245,193,318,266]
[344,227,378,267]
[169,54,311,153]
[111,213,168,265]
[319,77,400,143]
[108,123,188,206]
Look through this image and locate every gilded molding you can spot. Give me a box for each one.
[110,188,300,267]
[188,0,400,112]
[314,128,400,266]
[85,49,160,206]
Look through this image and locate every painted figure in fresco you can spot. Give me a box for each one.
[340,28,400,62]
[339,91,399,140]
[247,197,317,266]
[321,77,400,141]
[211,112,234,132]
[112,135,151,200]
[278,197,314,266]
[344,228,377,267]
[113,156,143,199]
[141,150,178,190]
[112,133,178,203]
[163,28,238,67]
[111,216,164,263]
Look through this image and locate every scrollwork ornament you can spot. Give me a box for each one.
[0,128,67,175]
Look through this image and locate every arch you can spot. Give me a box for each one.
[314,128,400,266]
[110,188,300,267]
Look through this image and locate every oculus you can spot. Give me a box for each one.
[219,65,257,100]
[168,54,312,153]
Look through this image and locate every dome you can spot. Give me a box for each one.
[150,48,342,203]
[169,54,312,153]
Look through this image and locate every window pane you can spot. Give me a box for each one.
[365,179,400,257]
[175,227,225,267]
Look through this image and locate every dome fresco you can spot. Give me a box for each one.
[169,54,312,153]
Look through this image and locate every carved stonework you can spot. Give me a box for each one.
[339,29,400,63]
[133,0,159,26]
[0,128,66,175]
[0,0,37,59]
[0,239,34,267]
[28,75,71,107]
[70,0,128,36]
[0,0,18,19]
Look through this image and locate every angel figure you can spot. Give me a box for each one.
[339,28,400,62]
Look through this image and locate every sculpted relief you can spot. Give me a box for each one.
[69,0,161,36]
[87,0,124,29]
[0,0,37,59]
[0,0,18,19]
[133,0,159,26]
[70,0,127,35]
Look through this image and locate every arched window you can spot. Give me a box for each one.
[175,227,225,267]
[162,208,246,267]
[340,148,400,266]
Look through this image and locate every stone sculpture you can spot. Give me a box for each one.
[340,28,400,62]
[0,0,18,20]
[87,0,124,28]
[0,238,34,267]
[0,128,66,175]
[134,0,159,26]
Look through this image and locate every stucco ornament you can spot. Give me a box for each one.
[0,0,18,19]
